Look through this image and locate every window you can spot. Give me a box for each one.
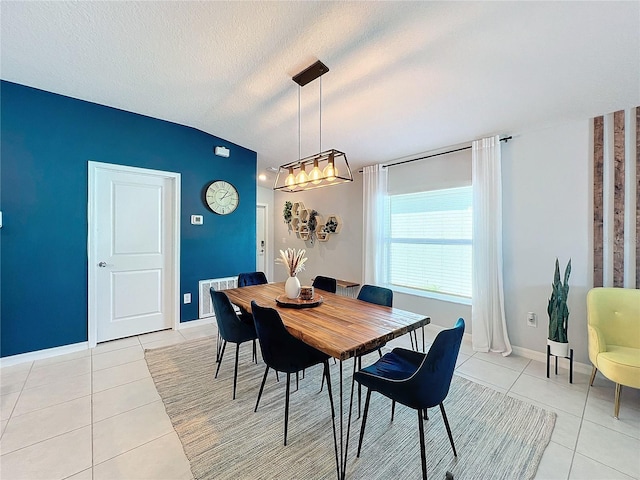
[387,186,472,299]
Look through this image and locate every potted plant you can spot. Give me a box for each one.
[547,258,571,357]
[308,210,319,244]
[277,248,307,299]
[283,201,293,229]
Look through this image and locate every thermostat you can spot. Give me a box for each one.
[191,215,204,225]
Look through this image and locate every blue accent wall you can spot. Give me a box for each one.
[0,81,257,357]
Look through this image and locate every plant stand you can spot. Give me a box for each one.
[546,344,574,384]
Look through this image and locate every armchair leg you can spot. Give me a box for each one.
[254,366,269,412]
[252,340,257,363]
[417,409,428,480]
[614,383,622,419]
[357,388,372,458]
[215,341,227,378]
[589,366,597,386]
[440,403,457,457]
[391,400,396,421]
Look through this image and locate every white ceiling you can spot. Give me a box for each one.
[1,1,639,175]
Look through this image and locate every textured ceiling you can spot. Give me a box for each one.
[1,1,639,176]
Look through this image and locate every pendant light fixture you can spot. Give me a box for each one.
[273,60,353,192]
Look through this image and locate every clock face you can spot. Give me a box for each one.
[205,180,239,215]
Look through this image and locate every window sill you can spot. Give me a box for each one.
[391,285,472,306]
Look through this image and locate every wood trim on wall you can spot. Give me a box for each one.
[593,106,639,289]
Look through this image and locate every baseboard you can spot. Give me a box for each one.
[0,342,89,368]
[177,318,215,330]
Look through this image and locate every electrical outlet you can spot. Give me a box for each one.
[527,312,537,327]
[184,293,191,304]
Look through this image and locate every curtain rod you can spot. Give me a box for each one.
[358,136,513,173]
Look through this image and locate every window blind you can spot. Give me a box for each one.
[388,186,472,298]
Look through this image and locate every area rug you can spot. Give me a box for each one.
[145,337,555,480]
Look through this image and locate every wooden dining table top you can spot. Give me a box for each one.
[223,282,430,361]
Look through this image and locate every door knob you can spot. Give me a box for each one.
[98,262,107,267]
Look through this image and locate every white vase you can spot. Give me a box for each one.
[547,339,569,357]
[285,276,301,299]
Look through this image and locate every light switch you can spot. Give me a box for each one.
[191,215,203,225]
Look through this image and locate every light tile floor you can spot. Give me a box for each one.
[1,324,638,480]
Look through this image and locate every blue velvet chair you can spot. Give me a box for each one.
[236,271,269,326]
[357,284,393,307]
[209,289,258,400]
[312,275,337,294]
[251,300,338,462]
[237,271,268,287]
[354,318,465,479]
[355,284,393,414]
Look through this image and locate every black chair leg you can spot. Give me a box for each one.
[284,373,291,446]
[254,366,269,412]
[252,339,257,363]
[215,341,227,378]
[357,356,362,418]
[417,409,428,480]
[216,333,222,362]
[296,371,299,391]
[391,399,396,421]
[440,403,457,457]
[323,361,340,480]
[357,388,372,457]
[233,343,240,400]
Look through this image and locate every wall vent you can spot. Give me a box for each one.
[198,276,238,319]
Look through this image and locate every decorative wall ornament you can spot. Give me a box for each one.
[592,107,639,288]
[283,201,293,230]
[288,201,342,244]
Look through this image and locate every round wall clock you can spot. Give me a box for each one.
[204,180,239,215]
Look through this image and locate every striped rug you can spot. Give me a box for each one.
[145,337,555,480]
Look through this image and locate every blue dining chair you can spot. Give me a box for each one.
[312,275,337,294]
[236,271,269,326]
[209,289,258,400]
[354,318,465,479]
[251,300,339,469]
[355,284,393,414]
[237,271,268,287]
[357,284,393,307]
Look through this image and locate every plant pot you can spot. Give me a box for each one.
[285,276,301,299]
[547,339,569,357]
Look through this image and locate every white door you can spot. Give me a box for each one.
[256,204,267,274]
[88,162,180,345]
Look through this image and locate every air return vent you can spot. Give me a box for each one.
[198,276,238,318]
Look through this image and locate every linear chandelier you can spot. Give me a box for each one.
[273,60,353,192]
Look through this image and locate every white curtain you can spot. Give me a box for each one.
[362,164,388,285]
[472,136,512,356]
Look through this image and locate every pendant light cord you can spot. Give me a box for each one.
[298,85,301,161]
[319,77,322,152]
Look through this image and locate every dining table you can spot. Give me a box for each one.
[223,281,430,480]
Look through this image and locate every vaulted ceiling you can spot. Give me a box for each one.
[2,1,638,176]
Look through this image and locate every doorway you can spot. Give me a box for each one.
[88,162,180,347]
[256,204,268,276]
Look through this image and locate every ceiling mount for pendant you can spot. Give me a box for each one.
[292,60,329,87]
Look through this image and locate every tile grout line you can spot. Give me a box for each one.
[0,361,35,442]
[91,349,95,480]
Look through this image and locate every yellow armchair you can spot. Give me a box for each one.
[587,287,640,418]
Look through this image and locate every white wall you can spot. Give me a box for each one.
[273,175,363,287]
[267,117,594,364]
[502,119,591,364]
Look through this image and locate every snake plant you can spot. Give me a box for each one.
[547,258,571,343]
